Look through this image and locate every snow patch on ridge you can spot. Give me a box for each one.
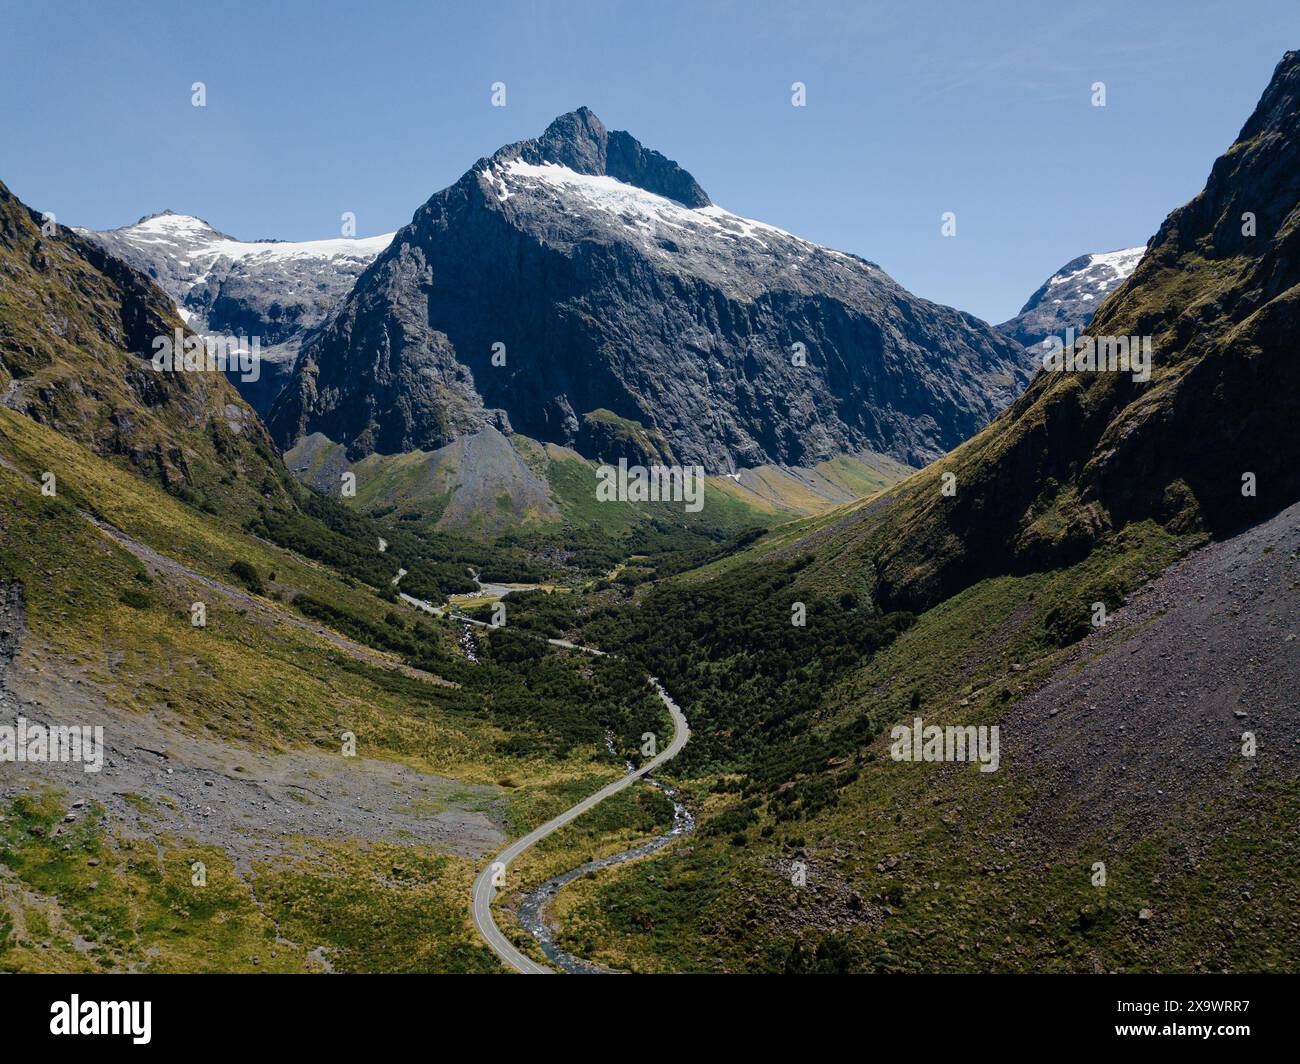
[497,159,864,265]
[116,214,395,264]
[1047,246,1146,291]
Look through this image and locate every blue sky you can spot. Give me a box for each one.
[1,0,1295,322]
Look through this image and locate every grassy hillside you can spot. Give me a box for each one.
[547,514,1300,973]
[286,421,914,592]
[0,408,670,972]
[503,51,1300,974]
[0,179,295,522]
[765,52,1300,616]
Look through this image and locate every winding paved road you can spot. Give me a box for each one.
[400,592,692,973]
[472,672,690,974]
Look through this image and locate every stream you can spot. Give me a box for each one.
[516,734,696,974]
[413,571,694,973]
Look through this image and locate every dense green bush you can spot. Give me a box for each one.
[580,556,913,796]
[229,559,264,595]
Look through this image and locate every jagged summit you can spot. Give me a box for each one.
[487,107,712,208]
[269,107,1027,467]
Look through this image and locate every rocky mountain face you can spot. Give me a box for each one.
[79,213,393,414]
[814,50,1300,614]
[998,245,1147,351]
[269,108,1031,470]
[0,181,294,518]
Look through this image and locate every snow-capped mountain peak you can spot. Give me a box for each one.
[270,108,1031,469]
[1043,246,1146,297]
[487,157,867,281]
[87,212,394,274]
[999,245,1148,350]
[77,214,396,413]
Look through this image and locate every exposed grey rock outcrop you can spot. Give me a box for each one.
[270,108,1031,468]
[998,246,1147,353]
[78,212,393,414]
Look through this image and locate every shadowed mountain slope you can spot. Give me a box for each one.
[0,181,293,518]
[269,108,1030,470]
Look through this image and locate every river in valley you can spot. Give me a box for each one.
[516,750,695,975]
